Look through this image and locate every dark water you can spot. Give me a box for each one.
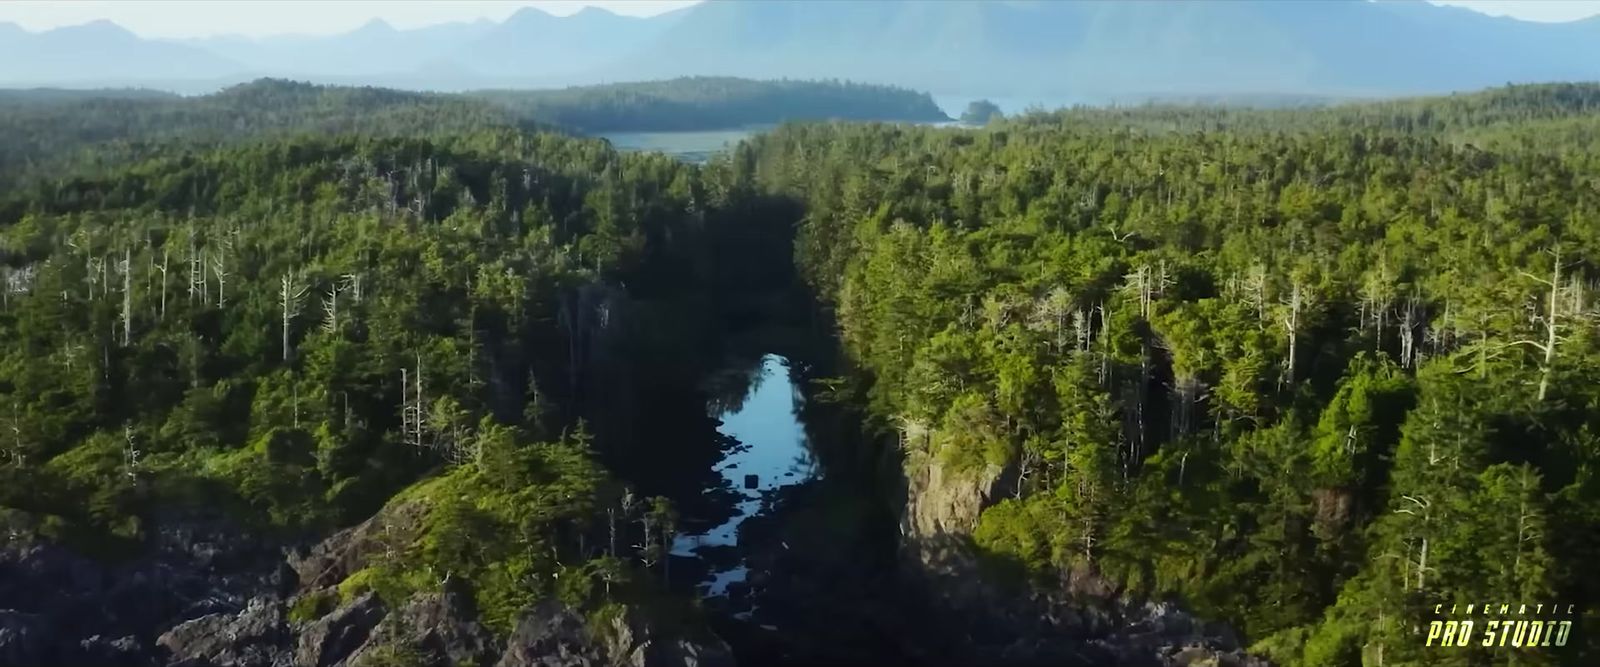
[652,342,923,664]
[672,354,819,600]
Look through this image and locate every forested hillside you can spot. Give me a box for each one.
[0,79,530,192]
[0,77,945,192]
[471,76,948,133]
[747,82,1600,666]
[0,114,769,664]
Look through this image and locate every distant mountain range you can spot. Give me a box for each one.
[3,1,1600,99]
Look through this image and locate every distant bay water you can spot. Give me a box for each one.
[595,97,1090,162]
[597,126,769,163]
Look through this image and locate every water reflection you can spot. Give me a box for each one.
[672,354,818,597]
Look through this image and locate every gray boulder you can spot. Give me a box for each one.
[495,601,732,667]
[295,592,386,667]
[158,596,286,667]
[345,582,498,667]
[495,601,600,667]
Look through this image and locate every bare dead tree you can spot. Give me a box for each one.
[1124,264,1152,320]
[279,272,309,362]
[1398,296,1421,369]
[211,252,229,308]
[1359,263,1393,352]
[119,248,132,347]
[341,273,363,303]
[321,283,342,335]
[1394,494,1434,591]
[1281,277,1314,386]
[122,424,141,480]
[153,246,169,319]
[187,226,204,304]
[1015,444,1040,500]
[4,401,23,469]
[86,255,104,302]
[1096,302,1113,385]
[401,355,427,451]
[1512,245,1577,401]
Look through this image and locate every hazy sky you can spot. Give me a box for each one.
[0,1,700,38]
[0,0,1595,39]
[1433,0,1600,22]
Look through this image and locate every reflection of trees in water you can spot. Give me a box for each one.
[790,448,817,478]
[703,352,772,417]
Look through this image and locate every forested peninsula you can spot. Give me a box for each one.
[0,79,1597,667]
[469,76,951,133]
[0,77,947,191]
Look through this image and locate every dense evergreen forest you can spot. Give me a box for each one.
[2,78,1599,667]
[0,80,810,663]
[0,123,742,623]
[748,81,1600,666]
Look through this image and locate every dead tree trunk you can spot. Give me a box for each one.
[279,273,307,362]
[119,248,132,347]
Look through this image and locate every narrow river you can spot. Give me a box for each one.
[671,353,819,606]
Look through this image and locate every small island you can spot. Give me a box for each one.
[960,98,1003,125]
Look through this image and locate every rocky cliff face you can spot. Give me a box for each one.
[893,424,1269,667]
[0,510,732,667]
[899,441,1015,586]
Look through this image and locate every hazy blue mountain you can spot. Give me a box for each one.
[0,20,242,85]
[6,0,1600,98]
[179,18,497,77]
[603,1,1061,94]
[608,0,1600,97]
[441,6,684,82]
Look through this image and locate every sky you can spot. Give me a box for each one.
[0,0,1595,39]
[0,1,701,38]
[1432,0,1600,22]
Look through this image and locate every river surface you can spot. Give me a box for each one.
[671,353,818,601]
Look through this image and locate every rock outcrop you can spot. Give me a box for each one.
[0,510,732,667]
[893,424,1270,667]
[295,592,387,667]
[0,512,288,667]
[158,596,287,667]
[496,601,733,667]
[344,582,497,667]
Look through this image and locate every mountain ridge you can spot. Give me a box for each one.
[4,1,1600,98]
